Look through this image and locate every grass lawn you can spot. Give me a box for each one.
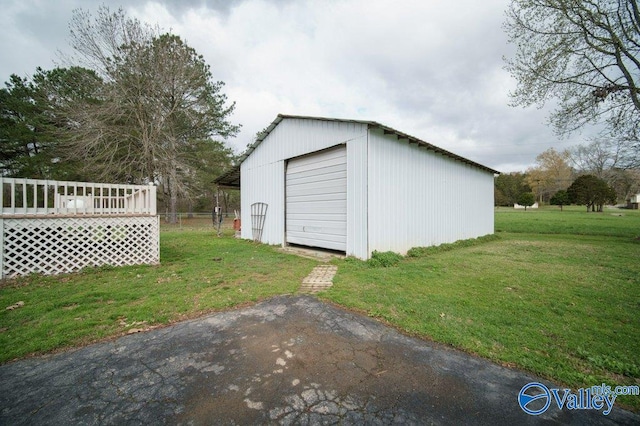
[323,205,640,409]
[0,222,316,363]
[494,204,640,237]
[1,206,639,410]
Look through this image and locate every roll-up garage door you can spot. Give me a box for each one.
[285,145,347,251]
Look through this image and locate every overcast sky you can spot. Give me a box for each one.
[1,0,596,172]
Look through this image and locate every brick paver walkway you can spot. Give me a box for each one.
[299,265,338,294]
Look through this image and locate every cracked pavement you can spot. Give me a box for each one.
[0,295,638,425]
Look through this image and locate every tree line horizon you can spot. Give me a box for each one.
[2,1,639,217]
[495,145,638,211]
[0,6,240,222]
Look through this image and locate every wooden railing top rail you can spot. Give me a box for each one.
[0,177,157,216]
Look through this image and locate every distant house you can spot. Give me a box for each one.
[514,202,539,209]
[215,114,499,259]
[627,194,640,210]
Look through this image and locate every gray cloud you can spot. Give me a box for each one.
[0,0,592,172]
[155,0,295,17]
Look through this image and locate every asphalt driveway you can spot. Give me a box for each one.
[0,295,637,425]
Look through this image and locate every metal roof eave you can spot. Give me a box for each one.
[272,114,500,175]
[213,166,241,188]
[213,114,500,188]
[368,122,500,175]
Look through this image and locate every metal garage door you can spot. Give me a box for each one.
[285,145,347,251]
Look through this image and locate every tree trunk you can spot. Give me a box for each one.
[222,190,230,217]
[169,192,178,224]
[168,175,178,224]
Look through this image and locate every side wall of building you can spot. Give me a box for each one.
[367,128,495,256]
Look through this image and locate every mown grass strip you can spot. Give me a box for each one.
[324,208,640,410]
[0,230,317,363]
[495,205,640,238]
[1,207,639,410]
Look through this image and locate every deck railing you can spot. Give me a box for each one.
[0,178,156,216]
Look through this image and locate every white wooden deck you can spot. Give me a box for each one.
[0,178,159,278]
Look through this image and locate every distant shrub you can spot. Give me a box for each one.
[406,234,500,258]
[343,256,361,263]
[367,250,403,267]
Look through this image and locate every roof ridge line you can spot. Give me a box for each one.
[214,114,500,187]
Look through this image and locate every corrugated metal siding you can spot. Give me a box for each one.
[346,136,368,259]
[240,160,284,244]
[241,118,494,258]
[241,118,368,252]
[367,128,494,256]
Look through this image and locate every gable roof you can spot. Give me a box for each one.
[215,114,499,188]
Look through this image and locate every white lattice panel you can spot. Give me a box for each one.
[1,216,159,278]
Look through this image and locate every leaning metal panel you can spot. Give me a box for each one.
[1,216,159,278]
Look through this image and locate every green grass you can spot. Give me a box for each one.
[323,206,640,410]
[0,226,316,363]
[495,204,640,238]
[1,206,639,410]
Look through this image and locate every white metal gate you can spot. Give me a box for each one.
[285,145,347,251]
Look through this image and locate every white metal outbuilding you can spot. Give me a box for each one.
[215,114,499,260]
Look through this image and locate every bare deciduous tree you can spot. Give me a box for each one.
[62,6,239,222]
[570,137,623,177]
[525,148,573,202]
[570,137,640,200]
[504,0,640,140]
